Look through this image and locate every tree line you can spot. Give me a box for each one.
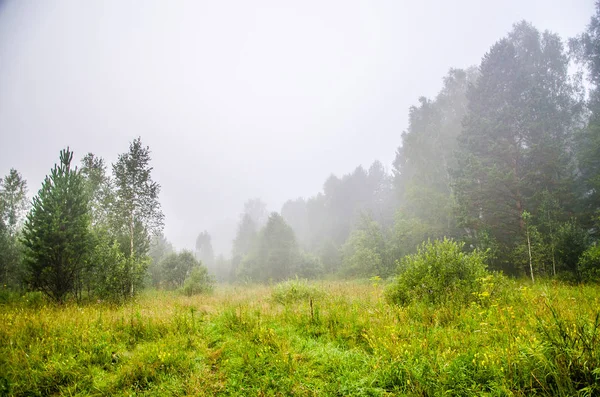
[2,7,600,299]
[204,11,600,284]
[1,138,211,302]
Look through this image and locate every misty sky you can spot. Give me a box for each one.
[0,0,595,255]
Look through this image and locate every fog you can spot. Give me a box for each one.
[0,0,593,255]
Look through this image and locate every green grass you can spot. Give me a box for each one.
[1,280,599,396]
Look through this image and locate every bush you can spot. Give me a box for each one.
[385,238,489,306]
[161,251,199,290]
[578,243,600,282]
[341,216,393,278]
[182,266,214,296]
[555,219,589,275]
[271,278,323,305]
[293,251,323,279]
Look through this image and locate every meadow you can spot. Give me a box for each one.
[1,279,599,396]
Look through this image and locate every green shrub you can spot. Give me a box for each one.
[271,278,323,305]
[555,219,589,275]
[578,243,600,282]
[0,287,21,305]
[293,251,323,279]
[181,266,214,296]
[385,238,489,306]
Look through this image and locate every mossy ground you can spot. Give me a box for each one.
[1,280,599,396]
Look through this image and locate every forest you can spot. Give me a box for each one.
[1,3,600,396]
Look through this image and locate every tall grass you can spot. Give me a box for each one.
[0,280,598,396]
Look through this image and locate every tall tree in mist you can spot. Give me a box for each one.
[21,149,90,303]
[231,213,258,278]
[572,1,600,231]
[80,153,112,226]
[341,215,391,278]
[244,198,268,227]
[0,169,28,287]
[195,231,215,267]
[278,163,394,272]
[281,198,309,247]
[393,68,476,239]
[0,169,29,235]
[238,212,300,281]
[366,160,396,228]
[147,233,174,287]
[112,137,164,295]
[454,22,582,271]
[232,214,258,258]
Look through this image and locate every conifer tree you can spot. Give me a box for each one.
[21,148,90,303]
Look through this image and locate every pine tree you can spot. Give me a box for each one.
[21,148,90,303]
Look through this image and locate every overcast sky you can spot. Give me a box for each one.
[0,0,595,254]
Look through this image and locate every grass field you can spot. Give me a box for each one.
[1,279,599,396]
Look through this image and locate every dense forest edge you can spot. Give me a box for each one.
[2,3,600,396]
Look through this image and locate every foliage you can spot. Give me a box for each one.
[388,212,432,261]
[230,213,258,277]
[386,238,489,306]
[212,254,232,283]
[393,68,476,241]
[147,233,174,287]
[80,153,112,226]
[237,213,299,282]
[195,231,214,269]
[513,219,547,280]
[0,168,29,234]
[271,278,323,304]
[21,148,91,303]
[454,22,582,272]
[555,219,590,276]
[0,227,23,289]
[578,243,600,282]
[0,169,28,289]
[279,161,395,259]
[341,215,391,278]
[85,228,129,302]
[293,251,323,280]
[317,238,341,274]
[111,137,164,296]
[182,266,214,296]
[160,251,199,290]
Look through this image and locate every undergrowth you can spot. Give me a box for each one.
[0,280,599,396]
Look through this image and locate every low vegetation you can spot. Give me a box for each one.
[1,280,599,396]
[385,239,489,306]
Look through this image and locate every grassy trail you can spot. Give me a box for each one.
[1,280,599,396]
